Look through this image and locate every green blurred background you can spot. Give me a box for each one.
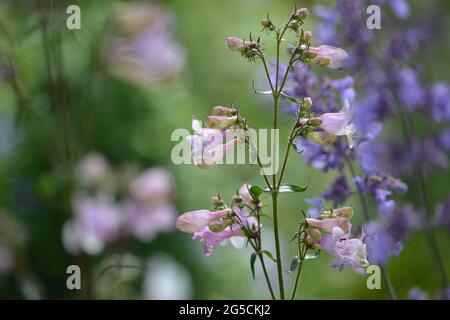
[0,0,449,299]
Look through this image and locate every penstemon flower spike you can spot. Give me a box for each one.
[176,8,363,300]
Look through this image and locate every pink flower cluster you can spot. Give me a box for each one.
[176,184,258,256]
[63,153,176,255]
[187,106,246,168]
[305,207,369,274]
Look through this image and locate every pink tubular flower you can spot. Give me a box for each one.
[238,183,255,207]
[319,100,356,148]
[306,217,351,234]
[176,209,231,233]
[329,227,369,274]
[193,225,245,257]
[309,45,348,69]
[186,117,237,168]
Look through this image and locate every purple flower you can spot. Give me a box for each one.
[357,140,409,175]
[364,204,417,265]
[295,138,348,172]
[410,138,448,174]
[434,196,450,232]
[356,174,407,216]
[408,287,429,300]
[397,68,425,111]
[427,82,450,122]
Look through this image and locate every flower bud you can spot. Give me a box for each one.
[294,8,309,19]
[295,44,307,54]
[226,37,246,52]
[306,131,337,145]
[308,117,323,127]
[308,228,322,239]
[261,18,272,28]
[212,106,237,116]
[205,115,238,129]
[309,45,348,70]
[332,207,354,219]
[211,196,223,206]
[208,218,233,233]
[303,97,313,108]
[304,31,313,40]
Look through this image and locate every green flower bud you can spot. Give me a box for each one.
[306,131,337,145]
[212,106,237,116]
[205,115,238,129]
[304,31,313,40]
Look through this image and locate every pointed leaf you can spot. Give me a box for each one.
[278,184,308,193]
[250,253,257,280]
[249,185,264,199]
[261,250,277,262]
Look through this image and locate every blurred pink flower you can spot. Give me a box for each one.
[104,2,185,86]
[129,167,174,203]
[0,247,13,272]
[77,152,111,187]
[126,202,176,242]
[63,195,123,255]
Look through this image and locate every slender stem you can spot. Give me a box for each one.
[257,154,272,191]
[259,53,275,93]
[257,207,276,299]
[291,243,305,300]
[345,156,397,300]
[248,239,276,300]
[277,111,301,189]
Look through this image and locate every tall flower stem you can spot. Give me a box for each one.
[345,156,397,300]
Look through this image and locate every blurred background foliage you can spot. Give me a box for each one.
[0,0,449,299]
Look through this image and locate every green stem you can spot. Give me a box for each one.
[249,239,276,300]
[291,244,305,299]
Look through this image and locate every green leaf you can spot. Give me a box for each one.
[287,256,300,274]
[249,185,264,199]
[289,233,299,243]
[278,184,308,193]
[261,250,277,262]
[280,92,302,105]
[250,253,257,280]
